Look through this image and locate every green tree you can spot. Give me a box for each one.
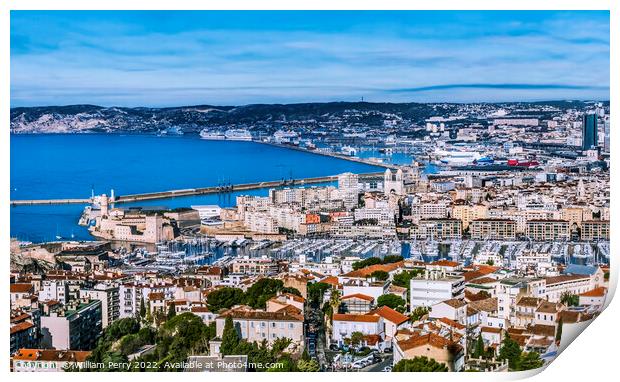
[409,306,429,322]
[307,282,330,306]
[157,313,212,369]
[382,255,404,264]
[167,303,176,320]
[350,331,365,347]
[471,334,485,359]
[377,294,406,309]
[518,351,544,371]
[301,348,311,361]
[556,317,563,342]
[206,321,217,341]
[393,356,448,372]
[560,292,579,307]
[244,278,285,309]
[137,326,156,344]
[393,269,423,289]
[268,355,297,372]
[220,316,240,355]
[207,287,245,312]
[498,334,522,370]
[118,333,143,356]
[297,359,320,372]
[139,296,146,319]
[100,351,129,371]
[280,286,302,297]
[370,270,389,281]
[104,317,140,342]
[352,257,382,270]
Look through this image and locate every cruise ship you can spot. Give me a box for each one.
[199,129,225,140]
[224,129,253,141]
[433,149,482,165]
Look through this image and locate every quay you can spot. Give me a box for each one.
[253,140,402,170]
[10,198,91,206]
[10,171,385,206]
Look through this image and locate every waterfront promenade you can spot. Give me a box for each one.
[10,171,384,206]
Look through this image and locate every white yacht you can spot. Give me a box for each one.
[200,129,226,140]
[224,129,253,141]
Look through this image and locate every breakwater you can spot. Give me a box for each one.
[11,172,385,206]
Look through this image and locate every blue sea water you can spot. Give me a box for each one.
[10,134,381,242]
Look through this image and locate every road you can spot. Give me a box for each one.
[364,354,394,372]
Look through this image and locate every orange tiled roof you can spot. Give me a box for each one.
[191,306,212,313]
[428,260,459,267]
[10,283,33,293]
[341,293,374,302]
[148,292,165,301]
[370,306,409,325]
[481,326,502,334]
[341,261,405,278]
[13,349,91,363]
[580,287,606,297]
[545,274,589,285]
[10,321,35,335]
[437,317,466,330]
[397,333,461,354]
[320,276,340,287]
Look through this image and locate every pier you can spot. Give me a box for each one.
[10,198,91,206]
[254,141,402,170]
[10,172,385,206]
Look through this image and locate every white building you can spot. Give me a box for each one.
[410,271,465,307]
[39,280,70,304]
[79,283,120,328]
[332,313,384,345]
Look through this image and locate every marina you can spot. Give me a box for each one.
[110,237,609,275]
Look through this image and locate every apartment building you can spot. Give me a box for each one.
[79,283,120,328]
[416,218,462,240]
[410,271,465,308]
[40,299,102,350]
[581,220,610,241]
[215,306,304,345]
[470,219,516,240]
[526,220,570,241]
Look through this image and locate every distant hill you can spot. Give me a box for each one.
[10,100,607,134]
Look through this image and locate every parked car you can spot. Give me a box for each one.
[382,366,392,372]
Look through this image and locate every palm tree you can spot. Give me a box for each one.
[325,289,341,338]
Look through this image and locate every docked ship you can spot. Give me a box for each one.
[199,129,226,140]
[224,129,253,141]
[433,149,482,165]
[159,126,184,136]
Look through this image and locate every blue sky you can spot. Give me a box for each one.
[10,11,609,107]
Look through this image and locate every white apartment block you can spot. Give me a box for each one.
[332,313,384,345]
[79,283,120,328]
[39,280,70,304]
[410,271,465,307]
